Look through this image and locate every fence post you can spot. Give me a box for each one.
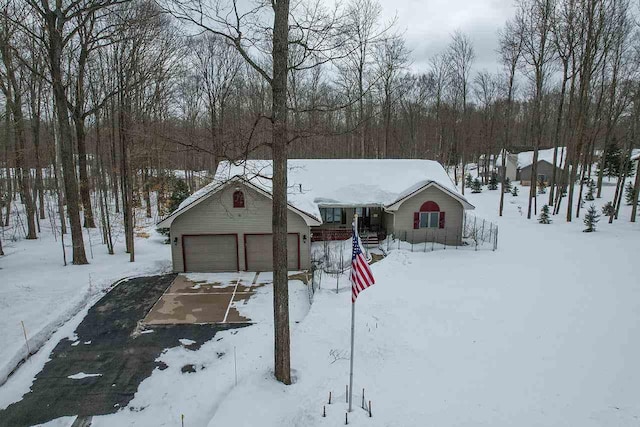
[431,229,435,251]
[411,229,414,251]
[424,230,428,252]
[474,217,478,251]
[494,227,498,251]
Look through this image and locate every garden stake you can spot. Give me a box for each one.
[345,412,348,425]
[368,400,372,417]
[329,391,332,404]
[323,406,326,417]
[21,321,30,356]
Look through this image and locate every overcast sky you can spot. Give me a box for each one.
[378,0,517,74]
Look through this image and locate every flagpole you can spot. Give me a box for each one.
[348,213,358,412]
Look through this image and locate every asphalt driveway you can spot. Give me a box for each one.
[0,274,247,427]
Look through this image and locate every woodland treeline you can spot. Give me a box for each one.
[1,0,640,263]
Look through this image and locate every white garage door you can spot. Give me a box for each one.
[182,234,238,272]
[245,234,299,271]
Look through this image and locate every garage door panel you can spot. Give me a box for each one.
[245,234,299,271]
[183,235,238,272]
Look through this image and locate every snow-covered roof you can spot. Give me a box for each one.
[632,149,640,161]
[516,147,567,169]
[160,159,473,227]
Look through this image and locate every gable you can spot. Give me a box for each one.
[157,179,321,228]
[385,181,475,211]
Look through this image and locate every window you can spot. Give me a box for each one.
[233,190,245,208]
[414,200,444,229]
[419,212,440,228]
[320,207,343,224]
[355,207,370,217]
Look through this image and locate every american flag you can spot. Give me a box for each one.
[351,224,375,303]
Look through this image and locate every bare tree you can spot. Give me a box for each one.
[446,30,475,194]
[515,0,555,219]
[498,20,523,216]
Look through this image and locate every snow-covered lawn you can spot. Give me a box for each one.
[0,209,171,387]
[3,179,640,427]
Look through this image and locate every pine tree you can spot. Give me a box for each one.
[488,174,498,190]
[599,137,633,178]
[167,178,191,214]
[471,178,483,193]
[538,204,551,224]
[625,182,636,205]
[511,185,519,196]
[584,179,595,201]
[503,177,512,193]
[465,173,473,188]
[602,201,615,217]
[537,178,547,194]
[583,204,600,232]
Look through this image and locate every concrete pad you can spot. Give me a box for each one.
[144,294,233,325]
[167,275,234,294]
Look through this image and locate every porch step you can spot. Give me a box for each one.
[360,235,379,248]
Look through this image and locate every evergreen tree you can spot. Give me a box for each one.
[537,178,547,194]
[503,177,512,193]
[538,204,551,224]
[599,137,633,178]
[602,201,615,217]
[488,174,498,190]
[584,179,595,201]
[583,204,600,232]
[465,173,473,188]
[158,178,191,244]
[167,178,191,214]
[511,185,519,196]
[471,178,483,193]
[625,182,636,205]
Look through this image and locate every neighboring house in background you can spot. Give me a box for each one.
[157,159,475,273]
[495,150,519,182]
[497,147,567,186]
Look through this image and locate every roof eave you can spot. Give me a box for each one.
[156,176,322,228]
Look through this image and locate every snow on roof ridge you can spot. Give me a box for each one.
[174,159,470,223]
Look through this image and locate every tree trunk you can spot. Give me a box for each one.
[271,0,291,385]
[75,117,96,228]
[46,11,88,264]
[631,156,640,222]
[4,96,12,227]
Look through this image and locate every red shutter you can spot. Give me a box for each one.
[413,212,420,229]
[439,212,446,229]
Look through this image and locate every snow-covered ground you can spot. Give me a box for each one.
[0,200,171,387]
[3,177,640,427]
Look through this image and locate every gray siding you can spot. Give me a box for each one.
[518,160,563,184]
[391,185,464,245]
[170,182,311,272]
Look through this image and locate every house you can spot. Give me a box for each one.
[495,150,519,181]
[497,147,566,186]
[157,159,475,273]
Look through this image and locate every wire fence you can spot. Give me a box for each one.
[311,212,498,280]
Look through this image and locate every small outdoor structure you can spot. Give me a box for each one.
[497,147,566,186]
[157,159,475,273]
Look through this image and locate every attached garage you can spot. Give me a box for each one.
[244,234,300,271]
[182,234,239,272]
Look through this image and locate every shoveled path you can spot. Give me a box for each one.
[0,274,247,427]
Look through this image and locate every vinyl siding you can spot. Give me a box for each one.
[391,185,464,245]
[519,160,563,185]
[170,182,311,272]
